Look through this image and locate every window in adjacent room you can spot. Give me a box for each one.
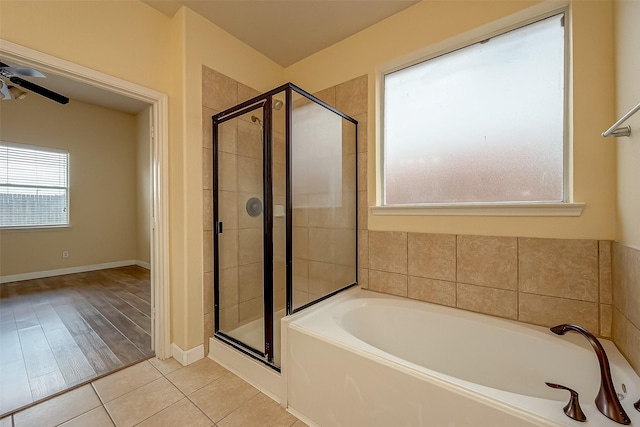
[382,12,567,205]
[0,141,69,227]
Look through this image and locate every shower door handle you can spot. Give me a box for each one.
[216,222,223,234]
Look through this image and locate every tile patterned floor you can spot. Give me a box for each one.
[0,266,153,415]
[0,357,308,427]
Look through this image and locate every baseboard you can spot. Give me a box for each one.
[0,260,137,284]
[135,260,151,270]
[286,407,319,427]
[172,343,204,366]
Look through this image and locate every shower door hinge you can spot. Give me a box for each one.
[216,222,223,234]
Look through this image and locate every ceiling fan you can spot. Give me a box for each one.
[0,61,69,104]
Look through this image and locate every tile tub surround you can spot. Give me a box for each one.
[612,242,640,374]
[365,232,613,338]
[2,357,306,427]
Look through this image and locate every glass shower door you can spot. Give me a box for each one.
[214,105,266,356]
[212,85,357,371]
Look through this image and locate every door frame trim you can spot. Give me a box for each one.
[0,39,171,358]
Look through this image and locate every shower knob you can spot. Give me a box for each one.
[546,382,587,422]
[634,398,639,412]
[246,197,263,217]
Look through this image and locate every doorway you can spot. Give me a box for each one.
[0,39,170,415]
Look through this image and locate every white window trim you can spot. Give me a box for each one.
[0,225,72,232]
[0,141,70,228]
[371,202,585,217]
[375,1,580,216]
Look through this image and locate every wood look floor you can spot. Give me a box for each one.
[0,266,153,416]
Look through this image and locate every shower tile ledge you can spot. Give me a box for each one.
[208,338,282,404]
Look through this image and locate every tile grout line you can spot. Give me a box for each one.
[150,360,224,427]
[184,391,220,427]
[91,382,117,427]
[516,237,520,322]
[597,240,602,335]
[454,234,458,308]
[94,360,165,426]
[102,361,181,427]
[166,362,240,427]
[213,391,261,426]
[5,357,293,427]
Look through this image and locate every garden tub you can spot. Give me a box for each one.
[284,288,640,426]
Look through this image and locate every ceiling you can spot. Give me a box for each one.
[0,60,150,114]
[1,1,418,113]
[142,0,419,67]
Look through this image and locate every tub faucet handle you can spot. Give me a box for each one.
[635,398,639,412]
[546,382,587,422]
[550,323,631,424]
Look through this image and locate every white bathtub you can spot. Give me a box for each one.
[283,288,640,426]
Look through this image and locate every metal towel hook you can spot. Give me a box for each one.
[602,101,640,138]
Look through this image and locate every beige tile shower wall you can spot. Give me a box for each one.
[365,232,614,338]
[612,243,640,374]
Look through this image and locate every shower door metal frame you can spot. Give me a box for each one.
[212,83,359,372]
[284,84,360,315]
[212,98,276,369]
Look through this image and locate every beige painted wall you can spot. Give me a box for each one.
[0,96,137,276]
[136,107,151,265]
[0,1,171,95]
[614,0,640,249]
[611,0,640,376]
[0,0,153,272]
[0,0,625,354]
[1,1,284,351]
[285,0,617,240]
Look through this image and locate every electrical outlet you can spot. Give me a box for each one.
[62,250,69,259]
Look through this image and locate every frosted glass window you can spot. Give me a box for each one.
[0,141,69,227]
[383,13,565,205]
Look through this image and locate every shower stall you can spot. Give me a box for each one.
[211,83,358,370]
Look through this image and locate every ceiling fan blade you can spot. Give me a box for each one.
[3,67,46,78]
[0,80,12,100]
[9,76,69,104]
[0,62,46,78]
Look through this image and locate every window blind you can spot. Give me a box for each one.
[0,141,69,227]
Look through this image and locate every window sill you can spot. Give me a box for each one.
[370,202,585,217]
[0,225,72,232]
